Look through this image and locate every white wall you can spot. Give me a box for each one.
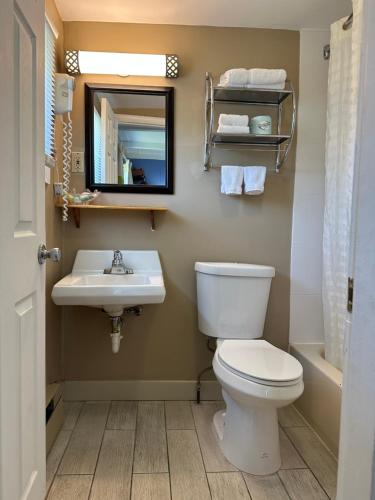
[290,30,330,344]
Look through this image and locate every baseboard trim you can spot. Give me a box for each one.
[46,397,64,455]
[64,380,221,401]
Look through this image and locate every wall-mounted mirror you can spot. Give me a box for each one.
[85,84,174,194]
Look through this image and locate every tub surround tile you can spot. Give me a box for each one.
[165,400,195,430]
[58,401,109,475]
[90,430,135,500]
[107,401,137,430]
[292,54,326,341]
[291,240,323,295]
[289,293,325,344]
[131,473,171,500]
[46,475,92,500]
[191,402,237,472]
[293,170,325,201]
[133,401,168,473]
[207,472,250,500]
[167,429,211,500]
[279,469,329,499]
[46,430,72,493]
[291,192,324,247]
[285,426,337,498]
[242,473,289,500]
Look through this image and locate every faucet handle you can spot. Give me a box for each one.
[113,250,123,265]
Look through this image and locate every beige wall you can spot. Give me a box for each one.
[45,0,64,384]
[62,22,299,380]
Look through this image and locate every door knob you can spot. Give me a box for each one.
[38,244,61,264]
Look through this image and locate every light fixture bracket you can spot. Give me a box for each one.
[65,50,81,75]
[166,54,179,78]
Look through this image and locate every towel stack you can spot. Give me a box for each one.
[217,113,249,134]
[219,68,287,89]
[221,166,267,196]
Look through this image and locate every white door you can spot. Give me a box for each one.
[0,0,46,499]
[336,0,375,497]
[101,97,118,183]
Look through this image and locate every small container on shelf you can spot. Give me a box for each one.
[65,189,101,205]
[250,115,272,135]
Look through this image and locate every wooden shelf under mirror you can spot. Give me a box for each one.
[55,203,168,230]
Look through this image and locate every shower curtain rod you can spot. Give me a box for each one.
[323,12,353,60]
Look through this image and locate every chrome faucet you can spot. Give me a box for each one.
[104,250,134,275]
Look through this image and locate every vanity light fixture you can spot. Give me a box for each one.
[65,50,179,78]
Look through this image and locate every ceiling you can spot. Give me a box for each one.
[56,0,351,30]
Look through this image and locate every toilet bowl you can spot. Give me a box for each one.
[195,261,304,475]
[213,339,303,474]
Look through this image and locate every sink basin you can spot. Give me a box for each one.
[52,250,166,315]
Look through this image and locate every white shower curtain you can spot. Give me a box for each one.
[323,1,362,370]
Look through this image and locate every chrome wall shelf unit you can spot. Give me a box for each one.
[204,72,297,172]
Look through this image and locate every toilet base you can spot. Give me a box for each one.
[213,391,281,475]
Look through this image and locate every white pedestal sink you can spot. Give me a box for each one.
[52,250,166,352]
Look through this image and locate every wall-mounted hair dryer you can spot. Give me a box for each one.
[55,73,75,222]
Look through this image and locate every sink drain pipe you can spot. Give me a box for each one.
[110,316,123,354]
[108,306,143,353]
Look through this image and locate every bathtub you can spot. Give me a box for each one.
[290,343,342,457]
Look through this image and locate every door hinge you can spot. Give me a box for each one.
[347,277,354,313]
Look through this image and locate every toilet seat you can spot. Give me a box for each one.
[218,339,303,387]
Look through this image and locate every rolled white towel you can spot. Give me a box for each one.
[219,82,286,90]
[243,166,267,195]
[219,68,248,87]
[217,125,249,134]
[218,83,246,88]
[218,114,249,127]
[221,166,244,195]
[245,82,286,90]
[248,68,287,85]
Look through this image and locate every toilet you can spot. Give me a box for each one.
[195,262,304,475]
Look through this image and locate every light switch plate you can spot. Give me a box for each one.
[71,151,85,173]
[45,166,51,184]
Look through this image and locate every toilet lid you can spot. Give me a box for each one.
[195,262,275,278]
[218,340,303,383]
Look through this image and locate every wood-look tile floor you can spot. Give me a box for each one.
[46,401,337,500]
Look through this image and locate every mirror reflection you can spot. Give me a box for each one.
[86,85,174,193]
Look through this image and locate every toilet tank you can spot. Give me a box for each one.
[195,262,275,339]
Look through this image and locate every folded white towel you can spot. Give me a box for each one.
[245,82,286,90]
[221,166,244,195]
[248,68,287,85]
[218,82,286,90]
[244,166,267,195]
[218,68,287,88]
[217,125,249,134]
[218,114,249,127]
[219,68,248,87]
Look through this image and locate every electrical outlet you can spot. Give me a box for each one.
[53,182,63,196]
[71,151,85,173]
